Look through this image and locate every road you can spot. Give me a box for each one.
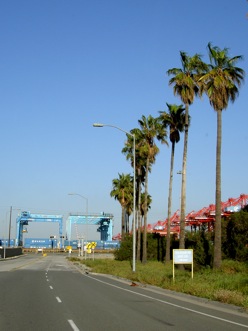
[0,254,247,331]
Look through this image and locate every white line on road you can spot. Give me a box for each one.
[68,319,80,331]
[86,274,248,329]
[56,296,62,303]
[49,286,53,290]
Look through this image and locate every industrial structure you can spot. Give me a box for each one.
[15,211,114,248]
[152,193,248,236]
[16,212,63,247]
[10,194,248,246]
[112,193,248,240]
[65,212,114,242]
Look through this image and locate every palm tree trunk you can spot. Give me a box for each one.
[213,109,222,268]
[137,176,142,261]
[142,158,149,263]
[166,141,175,262]
[179,104,189,250]
[121,206,125,238]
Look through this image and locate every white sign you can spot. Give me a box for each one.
[173,249,194,280]
[173,249,193,264]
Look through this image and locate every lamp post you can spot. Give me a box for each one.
[8,206,12,247]
[68,193,88,257]
[6,206,21,247]
[93,123,136,272]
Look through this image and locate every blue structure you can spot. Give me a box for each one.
[20,239,120,250]
[66,213,114,242]
[24,238,58,249]
[0,239,15,247]
[16,211,63,248]
[15,211,115,248]
[63,240,120,250]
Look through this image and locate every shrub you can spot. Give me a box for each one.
[185,227,213,267]
[222,210,248,262]
[114,235,132,261]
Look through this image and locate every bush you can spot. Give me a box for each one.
[222,210,248,262]
[115,229,215,266]
[114,235,133,261]
[115,208,248,266]
[185,226,213,267]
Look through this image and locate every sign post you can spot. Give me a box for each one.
[173,249,193,281]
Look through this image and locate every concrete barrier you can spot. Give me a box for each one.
[0,247,22,259]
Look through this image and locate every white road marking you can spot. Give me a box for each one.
[86,274,248,329]
[68,319,80,331]
[49,286,53,290]
[56,296,62,303]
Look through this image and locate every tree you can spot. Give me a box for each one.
[140,192,152,223]
[122,129,146,261]
[167,52,207,250]
[222,211,248,262]
[137,115,168,263]
[198,43,245,268]
[110,173,133,238]
[158,103,185,262]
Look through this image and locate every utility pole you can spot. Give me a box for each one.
[8,206,12,247]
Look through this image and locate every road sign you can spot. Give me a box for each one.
[173,249,193,280]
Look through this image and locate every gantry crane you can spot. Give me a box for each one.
[16,211,63,247]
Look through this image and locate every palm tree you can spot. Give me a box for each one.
[110,173,133,238]
[158,103,185,262]
[137,115,168,263]
[198,43,245,268]
[124,200,133,233]
[140,192,152,220]
[122,129,146,261]
[135,158,146,262]
[167,52,207,250]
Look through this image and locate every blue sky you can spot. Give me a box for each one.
[0,0,247,240]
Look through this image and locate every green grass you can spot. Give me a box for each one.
[69,257,248,310]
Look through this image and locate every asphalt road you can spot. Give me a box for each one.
[0,254,247,331]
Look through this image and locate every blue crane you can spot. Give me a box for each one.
[66,213,114,242]
[16,211,63,248]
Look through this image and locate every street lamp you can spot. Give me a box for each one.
[6,206,21,247]
[68,193,88,257]
[8,206,12,247]
[93,123,136,272]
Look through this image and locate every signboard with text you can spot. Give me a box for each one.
[173,249,193,280]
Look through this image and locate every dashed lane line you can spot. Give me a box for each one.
[68,319,80,331]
